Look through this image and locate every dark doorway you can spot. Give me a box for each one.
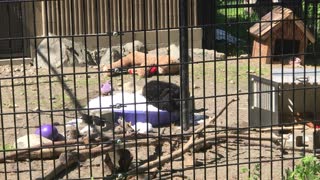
[197,1,215,49]
[0,2,27,58]
[273,39,300,61]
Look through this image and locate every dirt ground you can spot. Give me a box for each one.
[0,57,315,179]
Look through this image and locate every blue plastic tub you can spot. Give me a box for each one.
[88,92,180,127]
[112,109,179,127]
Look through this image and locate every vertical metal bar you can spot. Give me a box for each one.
[56,0,69,178]
[166,0,173,178]
[100,0,105,32]
[74,0,79,34]
[19,1,33,179]
[0,81,6,179]
[51,0,57,34]
[41,1,47,35]
[189,0,196,178]
[269,2,274,179]
[61,0,66,35]
[65,0,70,35]
[179,0,189,131]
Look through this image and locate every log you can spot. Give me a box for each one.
[0,139,82,163]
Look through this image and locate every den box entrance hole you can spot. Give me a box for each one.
[273,39,300,62]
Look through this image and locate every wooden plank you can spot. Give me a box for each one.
[295,19,316,43]
[250,6,292,38]
[251,38,270,64]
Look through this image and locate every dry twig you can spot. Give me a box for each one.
[127,98,238,176]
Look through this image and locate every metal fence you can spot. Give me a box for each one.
[1,0,320,179]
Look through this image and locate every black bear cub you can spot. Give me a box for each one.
[142,80,181,112]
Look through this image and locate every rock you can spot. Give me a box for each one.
[34,34,95,68]
[90,48,107,63]
[167,44,192,61]
[190,48,226,61]
[8,104,18,108]
[66,126,79,140]
[122,40,145,55]
[239,54,249,58]
[148,47,169,56]
[15,134,52,149]
[193,85,200,89]
[191,48,204,56]
[203,49,226,61]
[168,44,180,60]
[99,47,122,65]
[147,44,181,60]
[114,81,144,94]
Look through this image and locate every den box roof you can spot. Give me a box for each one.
[249,6,315,43]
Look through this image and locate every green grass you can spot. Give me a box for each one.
[0,144,14,151]
[191,60,270,85]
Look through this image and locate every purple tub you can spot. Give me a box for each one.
[88,92,180,127]
[112,109,179,127]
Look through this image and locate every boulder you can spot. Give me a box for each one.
[122,40,145,55]
[167,44,181,60]
[90,48,108,63]
[149,44,188,61]
[148,48,168,56]
[191,48,226,61]
[15,134,52,149]
[99,46,122,65]
[34,36,95,68]
[148,47,170,56]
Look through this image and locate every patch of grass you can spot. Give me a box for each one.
[191,60,270,85]
[0,144,14,151]
[241,164,261,180]
[75,76,100,87]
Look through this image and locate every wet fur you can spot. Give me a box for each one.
[142,81,181,112]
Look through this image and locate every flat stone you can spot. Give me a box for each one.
[15,134,52,149]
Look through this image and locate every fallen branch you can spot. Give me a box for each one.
[39,152,82,180]
[76,138,160,161]
[252,125,306,132]
[194,98,238,137]
[240,141,314,153]
[0,131,177,163]
[127,133,281,175]
[40,138,160,179]
[127,98,238,176]
[1,137,161,163]
[0,139,82,163]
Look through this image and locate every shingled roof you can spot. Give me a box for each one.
[249,6,315,43]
